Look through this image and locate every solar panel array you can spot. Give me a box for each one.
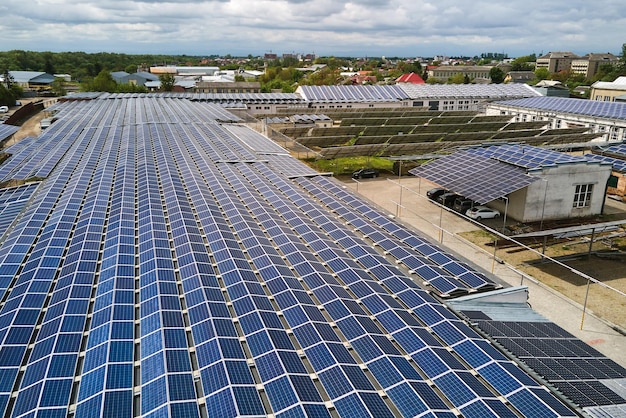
[468,144,593,169]
[0,182,39,238]
[595,143,626,158]
[584,153,626,173]
[400,83,541,100]
[0,95,581,417]
[297,85,410,102]
[410,151,540,204]
[0,124,19,142]
[297,175,501,298]
[469,315,626,415]
[496,96,626,120]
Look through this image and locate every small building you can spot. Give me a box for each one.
[395,72,425,84]
[504,71,535,84]
[4,71,55,90]
[532,80,570,97]
[590,76,626,102]
[411,144,612,223]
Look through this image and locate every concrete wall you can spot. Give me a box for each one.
[525,164,610,222]
[486,163,611,223]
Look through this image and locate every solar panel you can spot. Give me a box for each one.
[496,96,626,120]
[0,96,584,418]
[409,149,540,204]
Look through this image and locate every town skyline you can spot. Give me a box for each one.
[1,0,625,58]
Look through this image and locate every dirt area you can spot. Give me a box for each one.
[2,99,47,149]
[461,229,626,329]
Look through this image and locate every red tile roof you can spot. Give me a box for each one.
[396,72,425,84]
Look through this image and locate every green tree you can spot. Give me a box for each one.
[83,70,117,92]
[448,73,466,84]
[510,55,536,71]
[51,77,67,96]
[158,73,176,92]
[618,43,626,73]
[533,68,550,82]
[489,67,505,83]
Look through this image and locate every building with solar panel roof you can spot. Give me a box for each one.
[486,96,626,143]
[0,94,625,417]
[411,144,613,223]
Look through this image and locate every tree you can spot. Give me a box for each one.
[448,73,466,84]
[51,77,67,96]
[83,70,117,92]
[489,67,505,84]
[0,70,19,106]
[158,73,176,92]
[533,68,550,82]
[510,55,536,71]
[618,43,626,74]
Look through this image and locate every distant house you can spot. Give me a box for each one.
[4,71,55,90]
[505,71,535,84]
[111,71,159,87]
[532,80,570,97]
[130,71,159,86]
[428,66,494,83]
[349,71,377,84]
[111,71,131,84]
[590,76,626,102]
[396,72,425,84]
[149,66,220,76]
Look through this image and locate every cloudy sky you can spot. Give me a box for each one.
[1,0,625,58]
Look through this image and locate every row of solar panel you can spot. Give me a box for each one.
[219,163,572,418]
[499,96,626,120]
[475,320,626,409]
[0,96,576,418]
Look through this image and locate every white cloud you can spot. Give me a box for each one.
[0,0,624,57]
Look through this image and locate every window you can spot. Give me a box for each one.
[573,184,593,208]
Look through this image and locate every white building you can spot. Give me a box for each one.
[486,96,626,143]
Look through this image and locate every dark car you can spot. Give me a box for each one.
[452,197,474,214]
[352,168,379,179]
[437,192,461,208]
[426,187,449,201]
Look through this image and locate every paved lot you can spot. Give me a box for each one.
[344,174,626,368]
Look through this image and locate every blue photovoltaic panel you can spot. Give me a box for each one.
[468,144,591,169]
[584,153,626,173]
[409,150,539,204]
[0,182,39,236]
[0,94,584,418]
[496,96,626,120]
[0,123,19,141]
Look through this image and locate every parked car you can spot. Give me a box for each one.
[452,197,474,214]
[0,106,8,113]
[352,168,379,179]
[466,205,500,220]
[437,192,461,208]
[426,187,449,201]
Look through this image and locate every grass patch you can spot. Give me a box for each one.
[305,156,394,176]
